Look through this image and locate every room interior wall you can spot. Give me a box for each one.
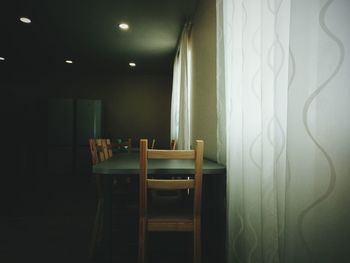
[3,70,172,148]
[191,0,217,161]
[0,71,172,213]
[41,71,172,148]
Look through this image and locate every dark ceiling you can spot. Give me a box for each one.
[0,0,198,74]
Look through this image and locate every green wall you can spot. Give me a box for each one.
[0,71,172,213]
[3,71,172,148]
[191,0,217,161]
[41,72,172,148]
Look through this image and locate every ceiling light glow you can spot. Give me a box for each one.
[65,60,73,64]
[0,57,5,61]
[129,62,136,67]
[119,23,129,30]
[20,17,31,23]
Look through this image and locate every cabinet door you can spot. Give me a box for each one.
[47,99,74,176]
[48,99,74,147]
[48,147,74,176]
[76,99,102,177]
[76,99,102,146]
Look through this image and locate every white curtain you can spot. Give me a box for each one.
[171,23,192,150]
[217,0,350,262]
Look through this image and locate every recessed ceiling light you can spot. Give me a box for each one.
[65,60,73,64]
[119,23,129,30]
[20,17,31,23]
[129,62,136,67]
[0,57,5,61]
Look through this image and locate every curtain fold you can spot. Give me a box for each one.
[171,51,180,143]
[171,23,192,150]
[217,0,350,262]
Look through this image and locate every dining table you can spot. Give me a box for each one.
[93,152,225,175]
[92,152,226,262]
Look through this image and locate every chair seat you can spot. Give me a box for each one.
[147,191,192,233]
[148,216,194,232]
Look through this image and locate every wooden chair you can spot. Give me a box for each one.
[88,138,104,259]
[96,139,107,162]
[138,139,204,263]
[95,138,116,159]
[106,138,113,158]
[89,139,104,194]
[101,138,112,159]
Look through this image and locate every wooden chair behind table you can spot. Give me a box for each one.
[96,138,113,160]
[88,138,105,259]
[106,138,113,158]
[138,139,204,263]
[96,139,106,162]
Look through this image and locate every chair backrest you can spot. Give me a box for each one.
[88,138,99,165]
[170,139,176,150]
[106,139,113,158]
[95,138,113,162]
[101,139,110,159]
[139,139,204,219]
[96,139,105,162]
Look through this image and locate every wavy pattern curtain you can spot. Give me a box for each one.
[171,23,192,150]
[217,0,350,262]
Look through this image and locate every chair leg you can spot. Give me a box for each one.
[194,218,201,263]
[97,200,104,242]
[138,218,147,263]
[89,198,103,259]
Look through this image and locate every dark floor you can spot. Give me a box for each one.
[0,176,193,263]
[0,176,95,263]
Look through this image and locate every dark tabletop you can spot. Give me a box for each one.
[93,153,226,175]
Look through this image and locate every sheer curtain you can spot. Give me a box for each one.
[171,23,192,150]
[217,0,350,262]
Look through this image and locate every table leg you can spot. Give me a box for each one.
[102,176,113,263]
